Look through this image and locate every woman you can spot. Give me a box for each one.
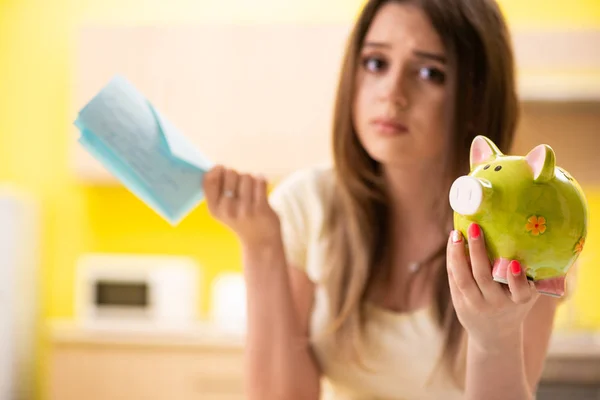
[204,0,560,399]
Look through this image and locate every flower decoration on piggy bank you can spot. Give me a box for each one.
[449,135,588,298]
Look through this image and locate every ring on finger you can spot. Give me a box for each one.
[223,189,236,199]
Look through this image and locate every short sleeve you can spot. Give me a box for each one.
[268,167,332,282]
[269,171,311,273]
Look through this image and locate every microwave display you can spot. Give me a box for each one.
[95,281,149,307]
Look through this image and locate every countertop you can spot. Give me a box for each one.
[542,332,600,384]
[49,320,246,349]
[49,321,600,384]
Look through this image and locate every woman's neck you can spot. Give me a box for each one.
[372,162,451,312]
[382,162,449,235]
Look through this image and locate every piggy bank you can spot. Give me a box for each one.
[449,136,588,297]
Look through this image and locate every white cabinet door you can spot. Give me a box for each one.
[71,24,352,183]
[49,342,245,400]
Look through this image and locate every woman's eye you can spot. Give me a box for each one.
[418,67,446,84]
[362,56,388,73]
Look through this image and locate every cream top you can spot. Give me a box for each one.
[269,166,465,400]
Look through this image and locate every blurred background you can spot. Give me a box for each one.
[0,0,599,399]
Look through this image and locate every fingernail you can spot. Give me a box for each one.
[510,260,522,276]
[451,230,462,243]
[468,223,481,240]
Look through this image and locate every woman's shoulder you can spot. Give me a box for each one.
[268,165,335,276]
[269,164,335,215]
[271,164,335,195]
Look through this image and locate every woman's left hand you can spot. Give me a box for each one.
[446,223,540,351]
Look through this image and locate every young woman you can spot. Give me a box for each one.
[204,0,560,398]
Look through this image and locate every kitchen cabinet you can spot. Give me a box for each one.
[513,30,600,102]
[48,324,600,400]
[513,101,600,186]
[69,24,600,184]
[48,325,246,400]
[536,333,600,399]
[50,345,245,400]
[70,24,348,183]
[537,385,600,400]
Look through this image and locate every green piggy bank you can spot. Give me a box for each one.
[449,136,588,298]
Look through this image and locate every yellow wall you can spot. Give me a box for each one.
[0,0,599,399]
[499,0,600,28]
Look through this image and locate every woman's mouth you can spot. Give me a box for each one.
[371,118,409,136]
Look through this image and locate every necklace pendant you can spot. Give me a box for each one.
[408,262,420,273]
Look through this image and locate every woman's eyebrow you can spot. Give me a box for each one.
[363,41,392,49]
[414,50,447,64]
[362,42,447,64]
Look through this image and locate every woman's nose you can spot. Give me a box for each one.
[379,69,409,109]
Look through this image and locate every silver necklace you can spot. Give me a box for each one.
[407,243,446,274]
[408,261,421,273]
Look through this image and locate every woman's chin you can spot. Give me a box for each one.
[364,146,415,167]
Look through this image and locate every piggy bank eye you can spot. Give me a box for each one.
[483,164,491,170]
[494,165,502,172]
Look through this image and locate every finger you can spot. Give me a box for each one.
[220,169,239,216]
[447,257,465,309]
[466,223,506,303]
[203,165,225,213]
[491,258,511,284]
[506,260,536,304]
[447,230,484,304]
[237,174,254,215]
[253,174,268,210]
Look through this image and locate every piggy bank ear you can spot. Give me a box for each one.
[525,144,556,182]
[470,135,503,170]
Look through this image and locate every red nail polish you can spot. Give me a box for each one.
[510,260,521,276]
[468,223,481,239]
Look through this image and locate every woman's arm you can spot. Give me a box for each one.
[243,241,322,400]
[522,296,559,392]
[203,166,322,399]
[447,226,558,400]
[465,295,557,400]
[466,328,530,399]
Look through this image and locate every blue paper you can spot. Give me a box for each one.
[74,75,214,225]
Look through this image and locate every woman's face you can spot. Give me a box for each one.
[353,2,456,169]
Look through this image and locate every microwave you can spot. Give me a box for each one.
[75,253,200,331]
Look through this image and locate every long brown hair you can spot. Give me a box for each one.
[322,0,519,387]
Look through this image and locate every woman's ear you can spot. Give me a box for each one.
[469,135,503,170]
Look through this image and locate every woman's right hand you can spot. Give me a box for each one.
[203,165,282,249]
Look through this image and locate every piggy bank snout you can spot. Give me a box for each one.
[449,176,484,216]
